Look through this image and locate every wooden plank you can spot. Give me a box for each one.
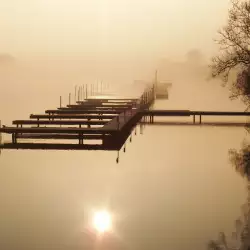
[191,111,250,116]
[13,120,107,126]
[58,106,128,111]
[141,121,249,127]
[0,127,116,134]
[45,109,122,115]
[143,110,191,116]
[67,104,133,109]
[30,114,116,120]
[0,143,108,150]
[86,97,138,101]
[16,134,105,140]
[77,100,136,104]
[144,110,250,116]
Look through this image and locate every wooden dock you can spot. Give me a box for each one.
[1,78,249,158]
[144,110,250,124]
[0,83,155,153]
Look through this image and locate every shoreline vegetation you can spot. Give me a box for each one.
[208,143,250,250]
[208,0,250,249]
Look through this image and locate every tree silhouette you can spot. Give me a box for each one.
[207,143,250,250]
[228,144,250,249]
[210,0,250,105]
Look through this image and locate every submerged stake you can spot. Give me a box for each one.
[116,151,120,164]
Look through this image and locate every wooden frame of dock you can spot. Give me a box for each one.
[1,79,250,155]
[0,84,155,152]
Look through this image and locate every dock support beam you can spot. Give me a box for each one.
[193,115,196,124]
[0,120,2,147]
[150,115,154,123]
[79,133,84,145]
[116,151,120,164]
[75,85,77,103]
[12,133,17,144]
[199,115,202,124]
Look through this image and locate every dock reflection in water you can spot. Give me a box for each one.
[0,119,248,250]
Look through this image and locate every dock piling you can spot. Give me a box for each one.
[0,120,2,150]
[78,88,80,102]
[140,122,143,134]
[117,116,120,130]
[75,85,77,103]
[116,151,119,164]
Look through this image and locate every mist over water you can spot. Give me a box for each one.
[0,55,246,124]
[0,56,248,250]
[0,0,249,249]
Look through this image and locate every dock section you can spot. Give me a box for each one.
[0,83,155,151]
[1,78,248,154]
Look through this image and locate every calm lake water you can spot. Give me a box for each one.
[0,102,248,250]
[0,65,249,250]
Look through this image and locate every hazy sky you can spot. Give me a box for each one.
[0,0,230,61]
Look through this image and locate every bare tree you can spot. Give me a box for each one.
[210,0,250,105]
[229,144,250,249]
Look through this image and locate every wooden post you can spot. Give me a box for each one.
[0,120,2,146]
[75,85,77,103]
[199,115,202,124]
[86,84,88,99]
[116,151,119,164]
[69,93,71,105]
[60,96,62,108]
[193,115,196,124]
[12,133,15,144]
[82,85,84,100]
[117,116,119,130]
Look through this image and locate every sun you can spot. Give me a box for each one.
[93,210,112,233]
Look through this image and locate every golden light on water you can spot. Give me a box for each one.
[93,210,112,233]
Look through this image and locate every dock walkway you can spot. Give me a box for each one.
[1,80,249,153]
[0,85,154,151]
